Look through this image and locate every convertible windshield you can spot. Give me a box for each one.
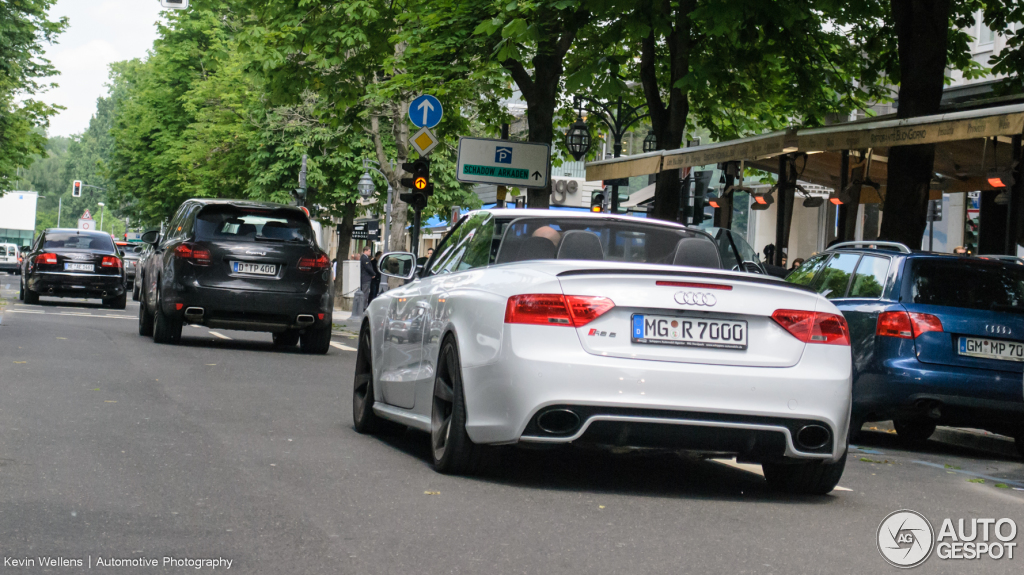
[495,217,712,266]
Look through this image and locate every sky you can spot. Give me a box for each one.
[38,0,166,138]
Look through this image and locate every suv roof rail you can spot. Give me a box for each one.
[826,241,912,254]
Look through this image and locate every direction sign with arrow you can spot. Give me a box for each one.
[409,95,443,129]
[456,137,550,189]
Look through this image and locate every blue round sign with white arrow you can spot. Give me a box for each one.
[409,95,443,129]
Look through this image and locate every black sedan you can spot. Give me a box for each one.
[137,199,334,354]
[19,229,127,308]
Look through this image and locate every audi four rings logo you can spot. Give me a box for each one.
[674,291,717,306]
[986,324,1012,335]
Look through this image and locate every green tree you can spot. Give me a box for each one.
[0,0,67,194]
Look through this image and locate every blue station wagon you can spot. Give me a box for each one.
[787,241,1024,458]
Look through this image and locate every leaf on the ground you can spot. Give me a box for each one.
[944,464,962,470]
[994,483,1009,489]
[424,491,440,495]
[13,361,26,364]
[968,478,985,484]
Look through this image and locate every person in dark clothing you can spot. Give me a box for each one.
[359,246,374,297]
[368,251,383,303]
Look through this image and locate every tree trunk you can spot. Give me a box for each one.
[639,0,693,223]
[879,0,951,247]
[333,202,356,295]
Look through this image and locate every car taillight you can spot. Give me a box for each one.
[772,309,850,345]
[297,254,330,272]
[34,253,57,265]
[101,255,122,268]
[175,243,211,265]
[876,311,943,339]
[504,294,615,328]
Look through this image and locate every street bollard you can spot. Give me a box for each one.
[351,288,366,318]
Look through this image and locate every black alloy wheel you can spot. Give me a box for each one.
[352,324,383,434]
[430,336,486,474]
[273,330,300,347]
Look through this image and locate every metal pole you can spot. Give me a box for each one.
[99,208,104,232]
[929,215,934,251]
[496,123,509,208]
[775,155,788,267]
[411,207,422,260]
[57,197,62,228]
[610,98,624,214]
[837,150,849,241]
[1005,135,1023,255]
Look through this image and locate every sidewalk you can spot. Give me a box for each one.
[331,310,360,340]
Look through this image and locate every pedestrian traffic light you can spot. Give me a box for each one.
[72,180,82,197]
[590,192,605,212]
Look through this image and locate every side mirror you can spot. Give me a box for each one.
[378,252,417,281]
[141,230,160,245]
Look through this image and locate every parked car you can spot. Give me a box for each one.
[137,199,334,353]
[18,229,126,308]
[352,209,853,494]
[787,241,1024,457]
[0,243,20,274]
[117,241,144,287]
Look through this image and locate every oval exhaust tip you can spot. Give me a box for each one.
[537,409,581,435]
[796,425,831,450]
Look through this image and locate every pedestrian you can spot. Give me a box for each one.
[953,246,968,255]
[359,246,374,298]
[417,247,434,267]
[368,251,383,303]
[789,258,804,271]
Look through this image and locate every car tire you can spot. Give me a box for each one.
[431,336,487,475]
[18,278,24,301]
[848,414,866,444]
[132,280,140,302]
[104,293,127,310]
[299,325,331,354]
[138,297,154,337]
[352,324,384,434]
[152,291,182,344]
[273,330,300,347]
[23,284,38,305]
[762,449,848,495]
[893,419,936,444]
[1014,433,1024,460]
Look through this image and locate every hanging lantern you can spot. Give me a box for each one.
[642,130,658,153]
[565,117,591,161]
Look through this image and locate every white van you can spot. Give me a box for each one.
[0,243,20,274]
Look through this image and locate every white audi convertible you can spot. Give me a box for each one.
[352,209,852,494]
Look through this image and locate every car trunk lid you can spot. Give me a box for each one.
[557,269,822,367]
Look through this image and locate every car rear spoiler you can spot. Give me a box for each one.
[556,268,817,293]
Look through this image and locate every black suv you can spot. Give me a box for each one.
[19,228,127,308]
[137,199,334,354]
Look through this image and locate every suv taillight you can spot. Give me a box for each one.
[101,255,122,268]
[175,243,211,265]
[297,254,329,271]
[772,309,850,345]
[504,294,615,328]
[34,253,57,265]
[876,311,943,339]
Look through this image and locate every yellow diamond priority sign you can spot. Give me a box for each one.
[410,127,439,157]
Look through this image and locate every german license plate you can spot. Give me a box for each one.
[958,336,1024,362]
[64,263,94,272]
[232,261,276,276]
[632,314,747,350]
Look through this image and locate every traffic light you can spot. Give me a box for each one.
[72,180,82,197]
[400,159,433,210]
[590,191,605,212]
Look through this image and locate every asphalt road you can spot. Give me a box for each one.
[1,279,1023,574]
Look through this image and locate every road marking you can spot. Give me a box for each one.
[5,310,44,314]
[913,460,1024,489]
[712,457,852,492]
[330,342,357,352]
[208,331,232,340]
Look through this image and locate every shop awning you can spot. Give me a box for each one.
[585,102,1024,198]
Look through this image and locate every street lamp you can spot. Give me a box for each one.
[357,172,375,199]
[565,104,592,162]
[360,158,395,252]
[642,130,657,153]
[97,202,105,232]
[570,94,649,213]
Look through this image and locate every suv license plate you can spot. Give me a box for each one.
[232,261,276,276]
[632,314,747,350]
[958,336,1024,362]
[64,263,94,272]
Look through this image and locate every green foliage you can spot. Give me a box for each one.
[0,0,67,194]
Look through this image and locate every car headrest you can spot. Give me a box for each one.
[260,221,297,240]
[237,223,258,237]
[514,236,558,262]
[494,236,524,264]
[672,237,723,269]
[556,230,604,260]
